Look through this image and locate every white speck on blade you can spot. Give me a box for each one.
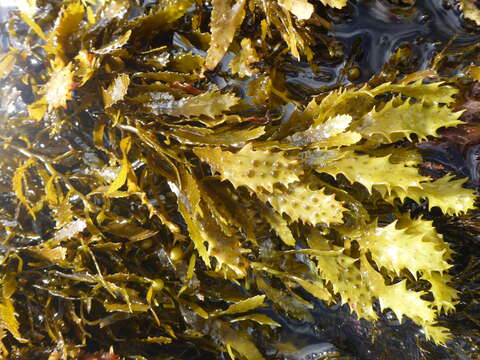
[53,219,87,243]
[288,114,353,146]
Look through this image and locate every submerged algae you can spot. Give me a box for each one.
[0,0,479,359]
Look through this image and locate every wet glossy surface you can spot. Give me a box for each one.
[284,0,480,96]
[1,1,479,359]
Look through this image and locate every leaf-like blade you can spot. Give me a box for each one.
[278,0,314,20]
[458,0,480,25]
[28,98,48,121]
[257,278,313,322]
[52,219,87,243]
[470,65,480,81]
[12,159,37,219]
[376,280,436,324]
[230,38,260,77]
[288,114,354,146]
[102,221,159,242]
[258,182,345,226]
[307,232,377,320]
[103,74,130,108]
[200,210,248,278]
[308,87,374,126]
[106,137,132,195]
[0,275,23,341]
[358,97,463,141]
[309,232,440,328]
[27,246,67,263]
[20,12,47,40]
[262,205,296,246]
[394,175,476,215]
[103,303,150,313]
[175,173,248,277]
[423,324,451,346]
[93,30,131,55]
[360,221,451,277]
[194,144,300,192]
[422,272,458,314]
[218,295,266,315]
[177,202,211,267]
[398,217,453,261]
[360,257,437,325]
[46,1,85,59]
[148,91,239,118]
[231,313,281,327]
[44,62,75,110]
[370,81,459,104]
[216,320,265,360]
[178,166,201,215]
[130,0,193,40]
[319,153,429,193]
[173,175,211,267]
[319,0,348,8]
[294,278,332,302]
[205,0,247,70]
[262,0,313,60]
[170,125,265,146]
[0,52,16,79]
[311,132,362,148]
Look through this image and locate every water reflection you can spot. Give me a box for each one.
[0,5,13,51]
[283,0,480,96]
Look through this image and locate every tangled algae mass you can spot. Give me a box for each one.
[0,0,480,359]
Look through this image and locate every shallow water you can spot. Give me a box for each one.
[1,1,479,359]
[283,0,480,97]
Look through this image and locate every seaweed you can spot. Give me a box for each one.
[0,0,479,359]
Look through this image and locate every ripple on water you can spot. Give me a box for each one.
[283,0,480,96]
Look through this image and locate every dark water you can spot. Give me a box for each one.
[0,6,13,50]
[283,0,480,98]
[1,1,479,359]
[333,0,478,79]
